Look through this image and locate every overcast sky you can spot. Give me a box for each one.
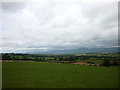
[0,0,118,53]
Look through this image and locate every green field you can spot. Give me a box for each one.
[2,62,118,88]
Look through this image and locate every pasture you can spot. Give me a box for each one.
[2,62,118,88]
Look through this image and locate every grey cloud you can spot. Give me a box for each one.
[2,2,27,13]
[1,1,118,53]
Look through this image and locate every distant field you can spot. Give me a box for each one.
[77,59,120,65]
[2,62,118,88]
[78,60,103,64]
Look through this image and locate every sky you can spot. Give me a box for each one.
[0,0,119,53]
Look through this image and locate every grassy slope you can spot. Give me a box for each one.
[2,62,118,88]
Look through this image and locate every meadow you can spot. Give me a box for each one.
[2,62,118,88]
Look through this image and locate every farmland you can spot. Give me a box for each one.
[1,52,120,66]
[2,62,118,88]
[1,52,119,88]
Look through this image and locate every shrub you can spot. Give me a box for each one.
[102,58,110,67]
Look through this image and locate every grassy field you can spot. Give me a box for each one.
[2,62,118,88]
[77,60,103,64]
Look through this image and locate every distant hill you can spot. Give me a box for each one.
[26,47,118,54]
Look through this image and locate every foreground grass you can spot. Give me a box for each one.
[2,62,118,88]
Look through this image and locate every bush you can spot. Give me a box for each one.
[99,64,103,66]
[102,58,110,67]
[87,62,94,64]
[87,61,91,63]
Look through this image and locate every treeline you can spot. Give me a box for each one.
[2,53,118,60]
[1,53,120,66]
[2,53,76,62]
[75,56,118,60]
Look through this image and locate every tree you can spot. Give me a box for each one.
[2,55,11,60]
[40,57,45,62]
[75,56,79,59]
[58,57,63,61]
[102,58,110,67]
[54,57,57,60]
[69,56,75,63]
